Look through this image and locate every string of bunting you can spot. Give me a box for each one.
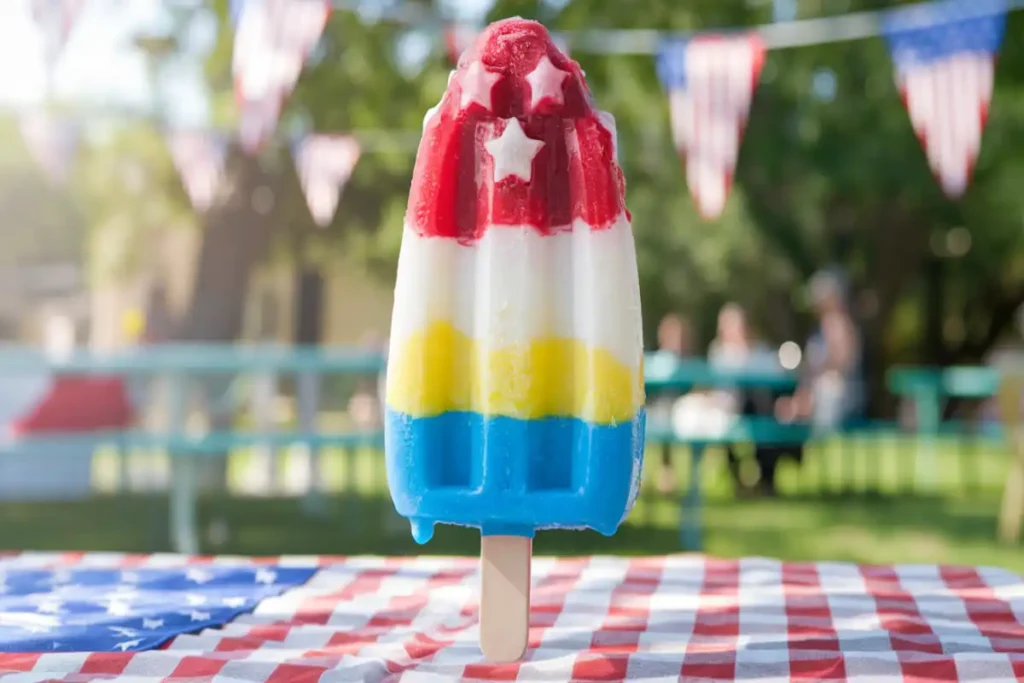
[15,0,1023,223]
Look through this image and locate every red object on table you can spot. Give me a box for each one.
[9,377,134,436]
[0,553,1021,681]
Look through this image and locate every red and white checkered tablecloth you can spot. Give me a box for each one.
[1,552,1023,682]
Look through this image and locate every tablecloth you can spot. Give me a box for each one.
[1,552,1023,681]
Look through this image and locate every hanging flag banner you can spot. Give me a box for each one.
[293,134,361,226]
[882,0,1007,199]
[232,0,331,153]
[238,96,283,155]
[656,34,765,220]
[30,0,87,50]
[19,114,79,184]
[445,24,476,64]
[166,131,228,212]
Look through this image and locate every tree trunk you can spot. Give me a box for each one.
[176,148,285,493]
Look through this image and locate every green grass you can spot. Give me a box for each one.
[2,436,1021,572]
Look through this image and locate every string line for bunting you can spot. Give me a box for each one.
[330,0,1022,53]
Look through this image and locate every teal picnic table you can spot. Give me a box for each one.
[2,346,803,554]
[0,345,385,554]
[887,365,1000,491]
[643,355,803,550]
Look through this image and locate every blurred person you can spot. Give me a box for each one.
[707,304,785,495]
[648,313,693,494]
[777,269,863,434]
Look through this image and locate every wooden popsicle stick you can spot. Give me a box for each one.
[479,535,532,662]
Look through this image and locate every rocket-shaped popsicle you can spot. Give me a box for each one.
[385,18,645,546]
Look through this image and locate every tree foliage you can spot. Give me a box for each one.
[63,0,1024,412]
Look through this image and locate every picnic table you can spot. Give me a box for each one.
[1,552,1022,681]
[888,366,1001,492]
[644,357,804,551]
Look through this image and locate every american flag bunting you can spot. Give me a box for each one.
[18,114,79,184]
[656,34,765,220]
[293,134,361,226]
[166,131,228,213]
[882,0,1007,199]
[232,0,331,153]
[29,0,86,50]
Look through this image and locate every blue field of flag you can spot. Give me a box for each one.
[0,564,317,652]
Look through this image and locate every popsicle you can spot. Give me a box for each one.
[385,17,645,661]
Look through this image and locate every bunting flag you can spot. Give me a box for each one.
[656,34,765,220]
[238,96,283,155]
[882,0,1007,199]
[445,24,477,64]
[293,134,361,226]
[232,0,331,154]
[166,131,228,212]
[29,0,87,49]
[19,114,79,184]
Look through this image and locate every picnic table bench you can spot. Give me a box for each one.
[1,346,1018,554]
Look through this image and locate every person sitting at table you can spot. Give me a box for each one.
[776,268,864,435]
[648,312,694,494]
[707,303,786,495]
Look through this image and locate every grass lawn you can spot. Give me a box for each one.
[1,435,1021,572]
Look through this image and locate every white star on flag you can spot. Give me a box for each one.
[185,594,208,606]
[108,626,139,638]
[526,55,567,110]
[485,118,545,184]
[460,61,502,112]
[142,618,164,630]
[186,568,213,584]
[51,569,73,585]
[115,638,142,651]
[189,610,211,622]
[255,568,278,585]
[106,599,134,617]
[222,596,247,608]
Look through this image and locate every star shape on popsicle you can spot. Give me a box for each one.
[484,118,545,183]
[525,55,567,110]
[459,61,502,112]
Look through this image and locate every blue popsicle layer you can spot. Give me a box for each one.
[385,409,646,542]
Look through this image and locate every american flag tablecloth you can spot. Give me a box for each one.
[1,553,1023,682]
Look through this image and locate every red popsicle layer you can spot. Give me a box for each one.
[408,18,629,243]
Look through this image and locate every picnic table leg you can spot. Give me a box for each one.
[167,374,199,555]
[998,426,1024,544]
[252,371,278,495]
[680,444,705,551]
[298,371,327,517]
[914,388,941,493]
